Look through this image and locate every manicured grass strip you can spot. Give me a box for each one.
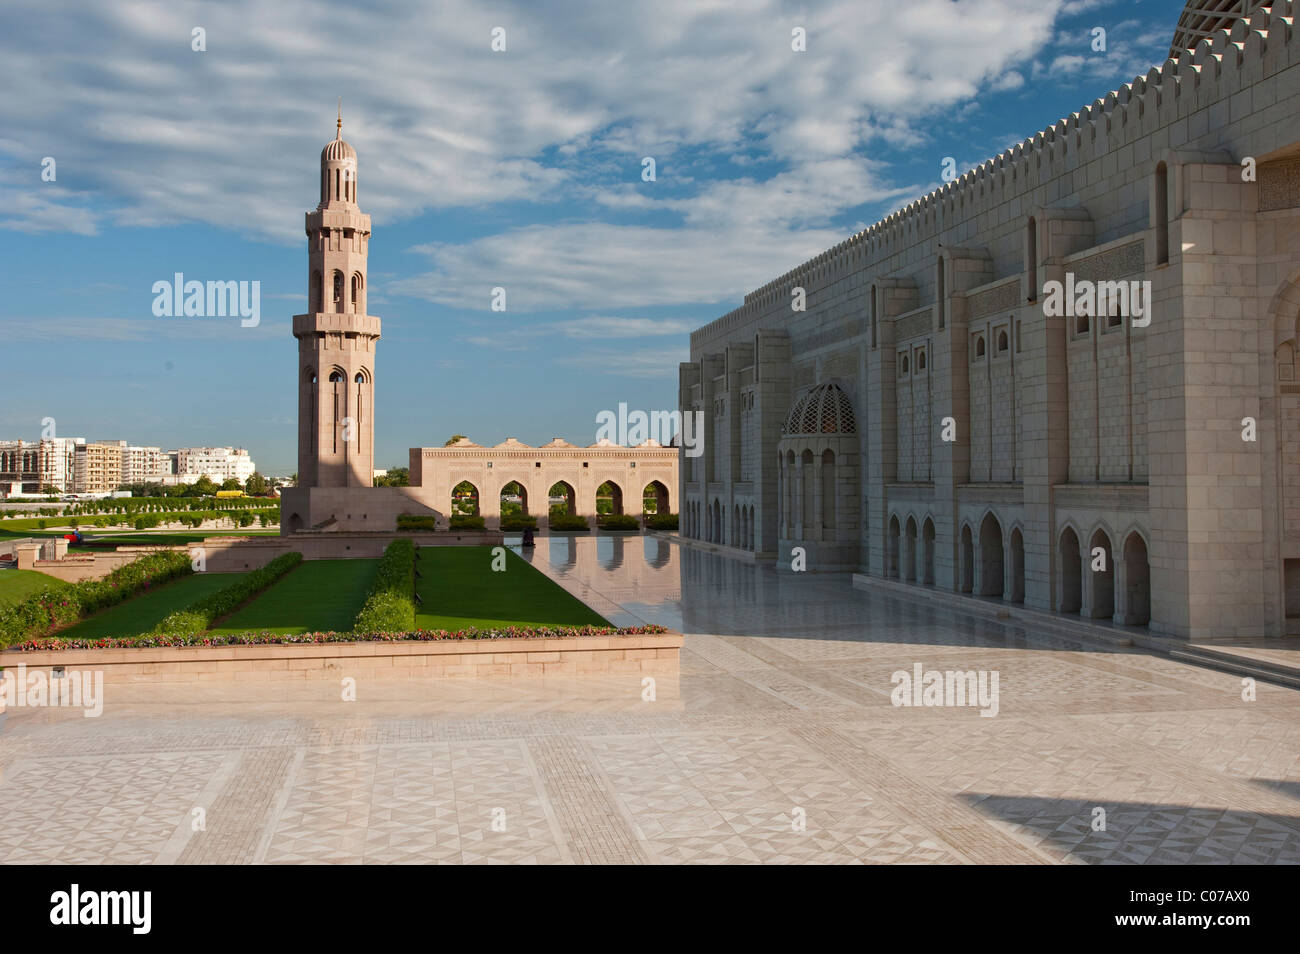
[415,546,609,630]
[353,540,416,633]
[0,569,68,609]
[153,552,302,637]
[0,551,193,647]
[54,572,249,640]
[209,559,379,636]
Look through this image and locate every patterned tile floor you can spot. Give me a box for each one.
[2,534,1298,864]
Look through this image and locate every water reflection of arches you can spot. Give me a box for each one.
[549,533,577,568]
[644,535,670,569]
[599,534,626,571]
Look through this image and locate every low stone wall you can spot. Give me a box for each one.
[0,632,683,683]
[14,543,180,583]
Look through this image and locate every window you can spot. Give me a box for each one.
[997,330,1009,353]
[917,350,927,371]
[1026,216,1038,302]
[1107,307,1122,329]
[1155,162,1169,265]
[900,354,909,374]
[936,258,946,330]
[975,336,986,359]
[1076,313,1089,336]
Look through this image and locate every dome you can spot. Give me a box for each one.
[322,137,356,163]
[783,383,856,436]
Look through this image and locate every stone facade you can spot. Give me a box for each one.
[680,3,1300,639]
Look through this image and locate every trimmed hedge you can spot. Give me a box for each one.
[600,514,640,531]
[0,551,193,647]
[396,514,439,531]
[645,513,679,531]
[548,514,590,531]
[352,539,416,634]
[152,552,303,637]
[449,515,486,531]
[499,515,538,531]
[0,508,278,533]
[13,623,671,650]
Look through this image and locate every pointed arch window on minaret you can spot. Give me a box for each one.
[332,271,343,312]
[329,370,345,453]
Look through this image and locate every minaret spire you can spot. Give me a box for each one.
[336,98,342,139]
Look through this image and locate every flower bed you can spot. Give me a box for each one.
[9,623,670,651]
[0,551,193,647]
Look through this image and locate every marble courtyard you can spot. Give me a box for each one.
[1,537,1297,865]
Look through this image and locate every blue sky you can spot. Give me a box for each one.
[0,0,1187,475]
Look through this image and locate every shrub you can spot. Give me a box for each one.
[548,514,590,531]
[499,515,537,531]
[0,551,193,647]
[396,514,439,531]
[600,514,640,531]
[645,513,679,531]
[448,515,486,531]
[352,539,416,633]
[152,551,302,637]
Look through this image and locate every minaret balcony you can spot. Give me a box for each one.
[293,312,382,339]
[305,209,372,232]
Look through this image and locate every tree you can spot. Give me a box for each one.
[190,475,218,497]
[444,434,468,446]
[245,472,269,495]
[220,478,242,492]
[373,467,409,487]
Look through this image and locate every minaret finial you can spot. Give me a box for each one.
[336,98,342,139]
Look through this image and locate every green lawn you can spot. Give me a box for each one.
[208,559,379,635]
[55,571,249,639]
[414,546,609,630]
[0,568,68,608]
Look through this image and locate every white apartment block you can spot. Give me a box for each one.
[122,445,174,484]
[174,447,257,484]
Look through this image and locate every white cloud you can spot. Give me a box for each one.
[0,0,1068,243]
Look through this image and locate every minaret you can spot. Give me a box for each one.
[294,107,380,488]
